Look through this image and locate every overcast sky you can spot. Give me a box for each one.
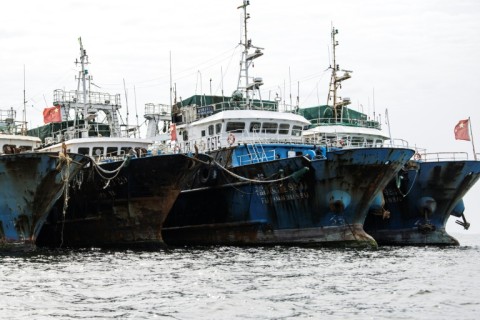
[2,0,479,234]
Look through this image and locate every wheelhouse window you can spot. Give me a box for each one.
[261,122,278,134]
[106,147,118,156]
[208,125,214,136]
[215,123,222,134]
[226,122,245,133]
[350,137,364,147]
[278,123,290,135]
[292,125,302,136]
[19,145,33,151]
[201,130,206,137]
[249,122,261,133]
[78,147,90,156]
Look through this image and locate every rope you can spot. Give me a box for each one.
[90,155,132,189]
[187,153,309,184]
[53,148,73,248]
[222,170,256,195]
[211,159,309,184]
[397,168,419,198]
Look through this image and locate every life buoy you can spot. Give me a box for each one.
[414,153,421,161]
[227,133,236,145]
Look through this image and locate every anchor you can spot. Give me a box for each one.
[455,213,470,230]
[417,208,436,233]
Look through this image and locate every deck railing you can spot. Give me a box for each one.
[420,152,470,162]
[53,89,122,107]
[309,117,381,130]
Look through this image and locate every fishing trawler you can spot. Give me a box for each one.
[33,39,207,249]
[363,153,480,246]
[160,1,414,248]
[1,108,89,250]
[301,27,480,246]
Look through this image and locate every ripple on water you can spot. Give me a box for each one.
[1,234,480,319]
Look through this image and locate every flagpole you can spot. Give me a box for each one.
[469,116,477,160]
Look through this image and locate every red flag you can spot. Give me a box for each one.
[169,123,177,141]
[43,105,62,124]
[454,119,470,141]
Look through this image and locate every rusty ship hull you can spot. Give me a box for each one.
[163,146,415,248]
[0,152,89,250]
[364,160,480,246]
[36,153,206,249]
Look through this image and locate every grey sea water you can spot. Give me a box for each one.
[1,233,479,320]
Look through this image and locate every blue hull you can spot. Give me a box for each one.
[364,160,480,246]
[163,146,415,248]
[0,152,89,250]
[36,154,208,249]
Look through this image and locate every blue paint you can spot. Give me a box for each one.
[0,152,88,248]
[450,199,465,218]
[164,145,415,247]
[364,160,480,245]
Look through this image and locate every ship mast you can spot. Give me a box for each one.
[74,37,95,131]
[79,38,88,125]
[327,27,352,122]
[236,0,264,109]
[22,65,27,135]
